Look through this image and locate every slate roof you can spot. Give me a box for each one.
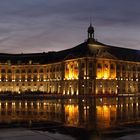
[0,39,140,64]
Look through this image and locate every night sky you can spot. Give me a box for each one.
[0,0,140,53]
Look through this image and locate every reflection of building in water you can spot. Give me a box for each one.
[0,100,64,123]
[96,105,116,128]
[0,98,140,129]
[65,104,79,126]
[0,25,139,95]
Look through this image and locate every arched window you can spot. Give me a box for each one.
[110,64,115,69]
[97,63,102,69]
[1,69,6,73]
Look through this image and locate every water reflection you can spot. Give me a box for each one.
[0,97,140,129]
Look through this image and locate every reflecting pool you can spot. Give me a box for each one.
[0,96,140,130]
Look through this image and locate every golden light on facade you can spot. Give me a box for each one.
[25,102,27,107]
[12,102,15,106]
[96,61,116,80]
[5,102,8,107]
[76,89,78,95]
[65,61,79,80]
[19,102,21,108]
[103,62,110,79]
[0,43,137,96]
[31,102,33,107]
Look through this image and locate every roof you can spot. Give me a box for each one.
[0,39,140,64]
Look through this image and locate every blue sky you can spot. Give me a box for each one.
[0,0,140,53]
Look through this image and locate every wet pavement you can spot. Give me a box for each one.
[0,128,75,140]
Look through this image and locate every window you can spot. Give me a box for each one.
[33,69,37,73]
[7,60,11,65]
[27,75,31,81]
[33,75,37,81]
[39,69,43,73]
[104,64,108,69]
[21,76,25,82]
[7,69,12,73]
[53,67,55,72]
[89,62,92,68]
[29,60,32,64]
[122,65,125,71]
[17,60,21,64]
[110,64,115,69]
[81,63,84,68]
[46,68,49,73]
[28,69,31,73]
[56,67,59,72]
[39,75,43,81]
[116,64,120,70]
[138,67,140,71]
[7,76,12,82]
[21,69,26,73]
[133,66,136,71]
[1,69,6,73]
[97,63,102,69]
[15,76,20,82]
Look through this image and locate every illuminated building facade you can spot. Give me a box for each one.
[0,24,140,96]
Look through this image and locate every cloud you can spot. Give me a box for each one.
[0,0,139,53]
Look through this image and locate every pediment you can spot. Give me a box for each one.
[64,53,76,60]
[98,50,117,60]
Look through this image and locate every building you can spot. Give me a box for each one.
[0,24,140,96]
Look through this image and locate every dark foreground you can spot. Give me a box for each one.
[0,121,140,140]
